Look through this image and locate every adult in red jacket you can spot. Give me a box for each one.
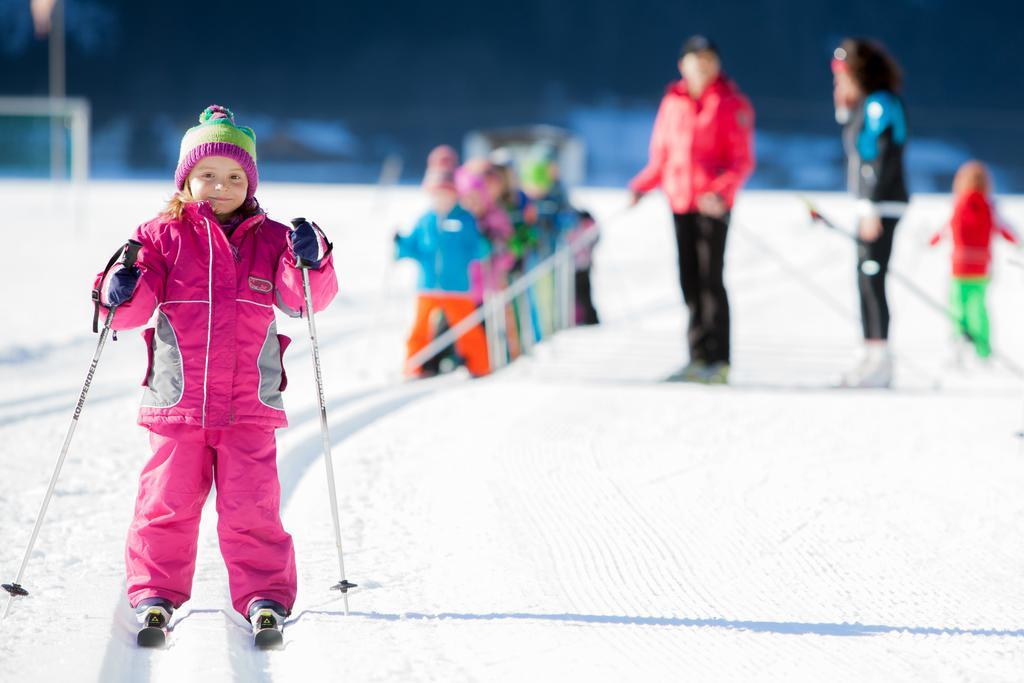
[630,36,755,383]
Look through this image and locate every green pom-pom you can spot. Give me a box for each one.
[199,105,235,125]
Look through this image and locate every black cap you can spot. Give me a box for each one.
[680,35,718,59]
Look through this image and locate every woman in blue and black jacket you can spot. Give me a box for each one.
[832,38,909,388]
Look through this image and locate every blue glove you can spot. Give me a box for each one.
[101,264,141,307]
[289,218,331,269]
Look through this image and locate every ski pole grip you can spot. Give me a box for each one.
[290,217,314,269]
[122,239,143,270]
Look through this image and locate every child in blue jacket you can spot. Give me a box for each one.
[396,159,491,377]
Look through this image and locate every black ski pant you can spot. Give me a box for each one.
[857,217,899,341]
[673,212,730,364]
[574,268,599,326]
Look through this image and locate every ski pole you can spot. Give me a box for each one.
[731,219,859,326]
[803,196,959,319]
[731,218,943,388]
[802,197,1024,378]
[291,218,356,614]
[2,239,143,621]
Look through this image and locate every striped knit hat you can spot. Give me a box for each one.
[175,105,258,199]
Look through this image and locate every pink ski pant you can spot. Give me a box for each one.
[125,423,296,617]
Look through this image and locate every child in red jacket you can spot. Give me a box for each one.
[929,161,1018,359]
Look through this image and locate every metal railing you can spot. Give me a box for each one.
[404,224,602,376]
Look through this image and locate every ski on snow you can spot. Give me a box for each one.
[251,607,285,650]
[135,605,285,650]
[136,605,170,648]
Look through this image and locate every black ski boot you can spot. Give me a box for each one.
[249,599,287,650]
[135,597,174,648]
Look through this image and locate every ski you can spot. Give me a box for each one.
[136,605,170,648]
[251,607,284,650]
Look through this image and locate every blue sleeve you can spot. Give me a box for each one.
[857,92,907,162]
[396,215,428,261]
[477,234,492,260]
[460,213,491,260]
[556,208,579,236]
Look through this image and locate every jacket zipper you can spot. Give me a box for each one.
[201,217,214,428]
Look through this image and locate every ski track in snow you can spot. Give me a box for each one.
[2,183,1024,681]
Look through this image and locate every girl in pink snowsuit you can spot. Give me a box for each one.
[94,105,337,624]
[455,160,515,304]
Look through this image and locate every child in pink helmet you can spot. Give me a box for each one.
[455,159,514,305]
[93,105,337,637]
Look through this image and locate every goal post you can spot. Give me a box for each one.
[0,96,90,183]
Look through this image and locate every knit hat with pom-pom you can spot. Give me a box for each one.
[454,162,488,197]
[175,105,259,199]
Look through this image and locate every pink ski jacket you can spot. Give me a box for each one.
[95,201,338,430]
[468,204,515,304]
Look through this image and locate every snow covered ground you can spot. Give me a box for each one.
[1,181,1023,682]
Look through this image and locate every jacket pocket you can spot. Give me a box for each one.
[257,322,286,410]
[277,334,291,391]
[141,311,185,408]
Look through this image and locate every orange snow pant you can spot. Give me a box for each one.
[406,293,490,377]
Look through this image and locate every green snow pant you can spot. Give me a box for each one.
[949,277,991,358]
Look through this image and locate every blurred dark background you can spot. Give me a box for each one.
[2,0,1022,191]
